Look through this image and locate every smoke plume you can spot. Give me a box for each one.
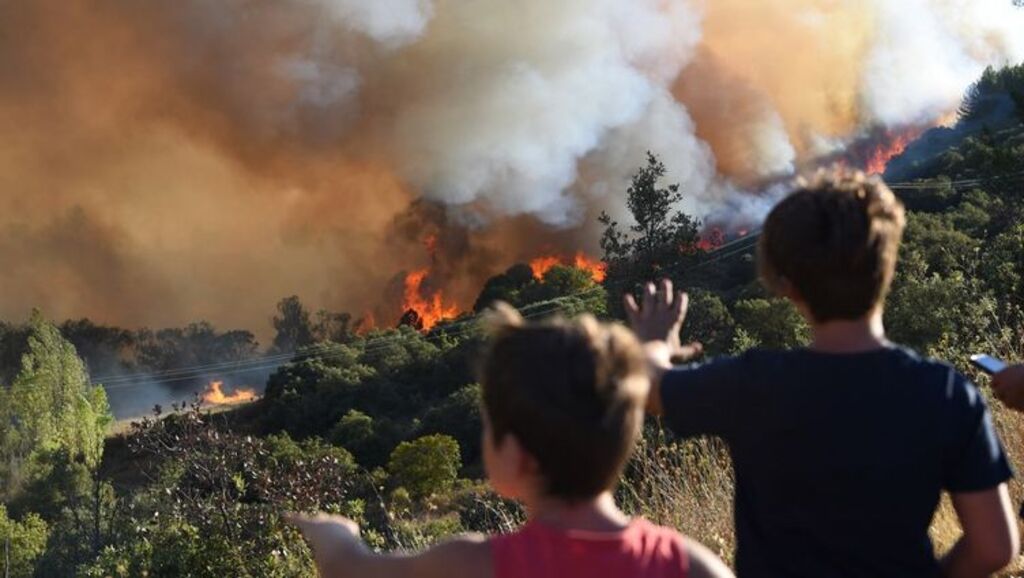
[0,0,1021,336]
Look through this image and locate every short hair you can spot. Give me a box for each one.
[479,304,648,502]
[759,170,906,322]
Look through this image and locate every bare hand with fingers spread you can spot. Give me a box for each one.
[618,176,1019,577]
[623,279,703,416]
[623,279,703,362]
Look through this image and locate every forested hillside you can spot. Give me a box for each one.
[1,63,1023,577]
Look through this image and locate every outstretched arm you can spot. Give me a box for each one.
[287,513,492,578]
[686,540,736,578]
[941,484,1018,578]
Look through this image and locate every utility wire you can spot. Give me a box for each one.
[94,232,763,390]
[88,169,1024,390]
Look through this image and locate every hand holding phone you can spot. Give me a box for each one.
[970,354,1007,375]
[988,361,1024,412]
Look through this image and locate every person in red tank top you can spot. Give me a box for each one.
[289,304,733,578]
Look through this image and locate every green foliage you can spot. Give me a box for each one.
[681,291,736,355]
[731,299,810,350]
[887,266,999,355]
[81,403,364,578]
[473,264,535,312]
[271,296,315,354]
[418,385,483,469]
[473,264,607,317]
[388,435,462,501]
[0,505,49,578]
[329,409,378,463]
[3,61,1023,578]
[0,312,111,499]
[599,153,700,309]
[959,64,1024,123]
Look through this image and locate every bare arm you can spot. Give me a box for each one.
[686,540,735,578]
[287,513,492,578]
[941,484,1019,578]
[992,364,1024,412]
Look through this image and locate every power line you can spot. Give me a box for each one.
[87,169,1024,391]
[93,231,763,390]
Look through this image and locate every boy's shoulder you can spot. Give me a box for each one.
[722,345,976,396]
[880,345,982,402]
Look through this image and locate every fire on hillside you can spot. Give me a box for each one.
[201,381,258,406]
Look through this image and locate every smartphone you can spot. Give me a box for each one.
[970,354,1008,375]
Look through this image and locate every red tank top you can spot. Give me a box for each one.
[491,518,690,578]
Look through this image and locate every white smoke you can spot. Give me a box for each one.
[164,0,1024,226]
[2,0,1024,335]
[309,0,435,47]
[380,0,708,225]
[862,0,1024,126]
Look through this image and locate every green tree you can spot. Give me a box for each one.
[313,310,357,343]
[681,291,736,355]
[732,299,810,350]
[599,153,700,272]
[0,505,49,578]
[388,434,461,501]
[329,409,379,465]
[599,153,700,313]
[13,450,117,577]
[473,264,535,312]
[0,311,111,498]
[270,296,315,354]
[519,266,608,317]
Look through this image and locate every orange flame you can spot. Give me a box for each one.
[201,381,257,405]
[402,269,459,331]
[573,252,607,283]
[529,256,562,280]
[530,253,607,283]
[696,227,725,252]
[865,131,915,175]
[423,234,439,259]
[356,311,377,335]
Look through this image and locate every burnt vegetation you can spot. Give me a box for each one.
[1,63,1024,576]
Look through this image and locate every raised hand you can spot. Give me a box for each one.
[623,278,703,362]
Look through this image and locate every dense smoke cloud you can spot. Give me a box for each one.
[0,0,1021,336]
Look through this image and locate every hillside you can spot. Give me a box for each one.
[1,62,1023,577]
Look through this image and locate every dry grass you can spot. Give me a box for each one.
[619,400,1024,575]
[619,426,735,563]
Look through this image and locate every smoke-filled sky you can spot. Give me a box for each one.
[1,0,1022,339]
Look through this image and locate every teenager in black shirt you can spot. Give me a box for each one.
[627,172,1018,578]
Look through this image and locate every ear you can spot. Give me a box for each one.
[777,278,815,320]
[776,277,804,304]
[506,433,542,480]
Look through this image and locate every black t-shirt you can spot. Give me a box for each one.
[661,346,1013,578]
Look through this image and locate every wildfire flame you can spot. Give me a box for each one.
[201,380,257,405]
[402,269,460,331]
[573,253,608,283]
[423,233,439,260]
[696,227,725,252]
[529,252,607,283]
[355,311,377,335]
[864,130,918,175]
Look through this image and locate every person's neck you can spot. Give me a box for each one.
[524,491,630,532]
[809,310,889,353]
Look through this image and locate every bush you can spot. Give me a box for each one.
[388,435,462,501]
